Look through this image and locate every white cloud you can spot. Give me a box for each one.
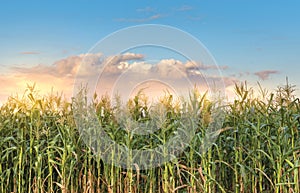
[174,5,193,12]
[151,59,187,78]
[115,14,164,23]
[136,6,155,13]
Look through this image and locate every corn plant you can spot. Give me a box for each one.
[0,82,299,193]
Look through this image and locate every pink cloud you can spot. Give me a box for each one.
[12,52,144,78]
[254,70,279,80]
[1,53,236,103]
[19,51,40,55]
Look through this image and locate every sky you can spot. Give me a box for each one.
[0,0,300,103]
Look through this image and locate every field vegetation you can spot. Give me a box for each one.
[0,82,299,193]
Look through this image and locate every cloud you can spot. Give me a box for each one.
[174,5,193,12]
[151,59,187,78]
[99,53,145,75]
[115,59,227,79]
[185,60,228,71]
[1,52,235,103]
[254,70,279,80]
[116,52,144,61]
[136,6,155,13]
[13,53,101,77]
[115,14,164,23]
[238,71,251,77]
[12,52,145,78]
[19,51,40,55]
[30,54,226,81]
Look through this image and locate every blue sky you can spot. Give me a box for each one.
[0,0,300,101]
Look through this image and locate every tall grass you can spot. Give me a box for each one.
[0,82,299,193]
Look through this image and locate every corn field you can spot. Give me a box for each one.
[0,82,299,193]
